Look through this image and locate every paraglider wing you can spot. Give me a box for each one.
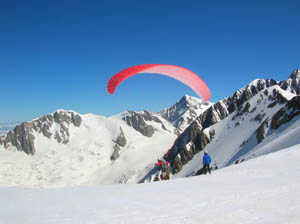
[107,64,210,101]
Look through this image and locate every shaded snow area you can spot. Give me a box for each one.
[1,145,300,224]
[0,113,176,187]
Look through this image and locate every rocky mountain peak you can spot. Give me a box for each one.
[178,94,208,109]
[0,110,82,155]
[179,95,198,107]
[289,69,300,80]
[280,69,300,95]
[224,79,277,114]
[159,95,212,132]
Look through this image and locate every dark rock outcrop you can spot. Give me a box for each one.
[256,119,268,143]
[115,127,126,147]
[111,127,127,160]
[122,110,167,137]
[226,79,277,114]
[271,96,300,130]
[0,122,36,155]
[0,111,82,155]
[253,113,266,123]
[196,101,229,130]
[164,120,211,174]
[111,144,121,160]
[280,69,300,94]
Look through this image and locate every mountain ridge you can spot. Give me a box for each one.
[0,69,300,186]
[142,69,300,181]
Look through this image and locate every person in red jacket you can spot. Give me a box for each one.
[156,160,163,170]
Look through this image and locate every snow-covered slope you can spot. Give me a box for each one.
[0,110,176,187]
[175,86,299,177]
[1,145,299,224]
[151,70,300,180]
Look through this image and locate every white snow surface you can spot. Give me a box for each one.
[0,113,177,187]
[0,144,300,224]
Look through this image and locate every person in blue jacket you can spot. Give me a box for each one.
[202,151,212,174]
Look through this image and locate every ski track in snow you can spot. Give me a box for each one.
[1,145,300,224]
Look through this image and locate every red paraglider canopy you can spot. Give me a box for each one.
[107,64,210,101]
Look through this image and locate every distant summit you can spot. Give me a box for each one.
[280,69,300,94]
[159,95,212,132]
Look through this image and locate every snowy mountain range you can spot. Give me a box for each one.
[0,69,299,187]
[0,109,177,187]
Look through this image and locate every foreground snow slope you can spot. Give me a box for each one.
[1,145,299,224]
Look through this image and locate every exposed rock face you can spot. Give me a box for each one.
[197,101,229,129]
[225,79,278,114]
[242,94,300,154]
[0,122,36,155]
[0,111,82,155]
[111,144,121,160]
[111,127,127,160]
[280,69,300,94]
[122,111,154,137]
[256,119,268,143]
[121,110,167,137]
[271,96,300,130]
[165,121,211,174]
[186,79,280,134]
[115,127,126,147]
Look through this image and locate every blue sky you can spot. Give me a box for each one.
[1,0,299,122]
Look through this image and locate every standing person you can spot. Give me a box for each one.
[202,151,212,174]
[160,159,167,180]
[163,161,171,180]
[156,159,163,170]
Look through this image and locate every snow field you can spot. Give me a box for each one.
[0,144,299,224]
[0,113,177,187]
